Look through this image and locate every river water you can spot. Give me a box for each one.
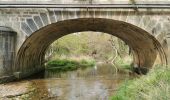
[0,63,135,100]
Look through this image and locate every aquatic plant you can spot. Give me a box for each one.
[46,59,95,72]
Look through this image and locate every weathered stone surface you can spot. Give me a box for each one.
[0,8,169,79]
[21,22,32,35]
[0,27,16,79]
[55,11,63,21]
[1,0,170,4]
[33,16,43,28]
[15,18,166,78]
[26,18,38,32]
[49,11,56,23]
[40,13,49,25]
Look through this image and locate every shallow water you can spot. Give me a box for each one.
[0,63,134,100]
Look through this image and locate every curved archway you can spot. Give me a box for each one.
[14,18,167,77]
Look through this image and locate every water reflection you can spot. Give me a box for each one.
[45,63,129,79]
[29,63,132,100]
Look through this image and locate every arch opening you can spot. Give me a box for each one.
[45,31,133,69]
[14,18,167,78]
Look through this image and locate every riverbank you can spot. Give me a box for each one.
[111,66,170,100]
[0,81,36,100]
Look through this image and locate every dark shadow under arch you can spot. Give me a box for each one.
[14,18,167,77]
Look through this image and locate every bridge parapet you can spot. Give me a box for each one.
[1,0,170,4]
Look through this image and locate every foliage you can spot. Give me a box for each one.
[47,32,129,61]
[46,59,95,72]
[46,32,132,74]
[111,66,170,100]
[114,56,133,70]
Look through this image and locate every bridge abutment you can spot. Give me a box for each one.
[0,27,17,83]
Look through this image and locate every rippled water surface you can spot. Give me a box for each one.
[0,63,135,100]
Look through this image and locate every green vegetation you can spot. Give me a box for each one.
[46,32,131,62]
[111,66,170,100]
[46,59,95,72]
[115,56,133,71]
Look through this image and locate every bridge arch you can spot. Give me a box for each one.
[14,18,167,77]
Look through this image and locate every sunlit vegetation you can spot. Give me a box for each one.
[46,59,95,72]
[111,66,170,100]
[45,32,132,70]
[115,56,133,70]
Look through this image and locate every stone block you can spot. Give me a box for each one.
[49,11,56,23]
[33,16,44,28]
[40,13,49,25]
[26,18,38,32]
[21,22,33,35]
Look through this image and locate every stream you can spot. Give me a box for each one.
[0,63,136,100]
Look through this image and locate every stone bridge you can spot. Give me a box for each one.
[0,0,170,82]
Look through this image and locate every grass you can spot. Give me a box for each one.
[114,56,133,72]
[111,65,170,100]
[46,59,95,72]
